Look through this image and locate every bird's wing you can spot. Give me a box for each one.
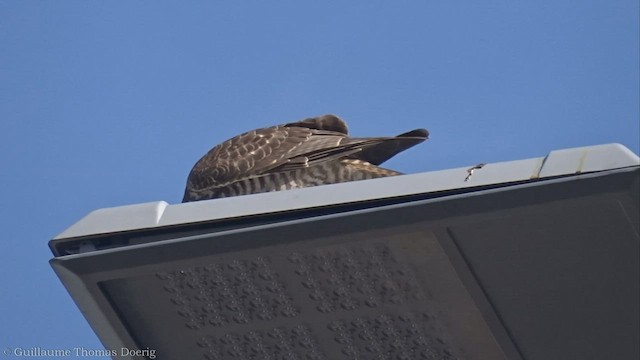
[187,115,350,191]
[186,125,316,190]
[272,129,427,172]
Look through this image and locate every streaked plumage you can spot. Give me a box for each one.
[182,114,428,202]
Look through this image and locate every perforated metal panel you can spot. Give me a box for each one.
[100,235,472,360]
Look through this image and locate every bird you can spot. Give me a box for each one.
[182,114,428,202]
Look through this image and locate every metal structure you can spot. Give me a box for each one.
[50,143,639,360]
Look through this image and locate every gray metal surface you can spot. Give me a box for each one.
[53,143,639,241]
[49,144,640,360]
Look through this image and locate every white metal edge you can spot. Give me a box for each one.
[54,143,639,240]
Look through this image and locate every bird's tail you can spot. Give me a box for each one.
[351,128,428,166]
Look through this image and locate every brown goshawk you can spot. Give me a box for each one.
[182,114,428,202]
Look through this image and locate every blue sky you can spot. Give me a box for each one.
[1,1,638,357]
